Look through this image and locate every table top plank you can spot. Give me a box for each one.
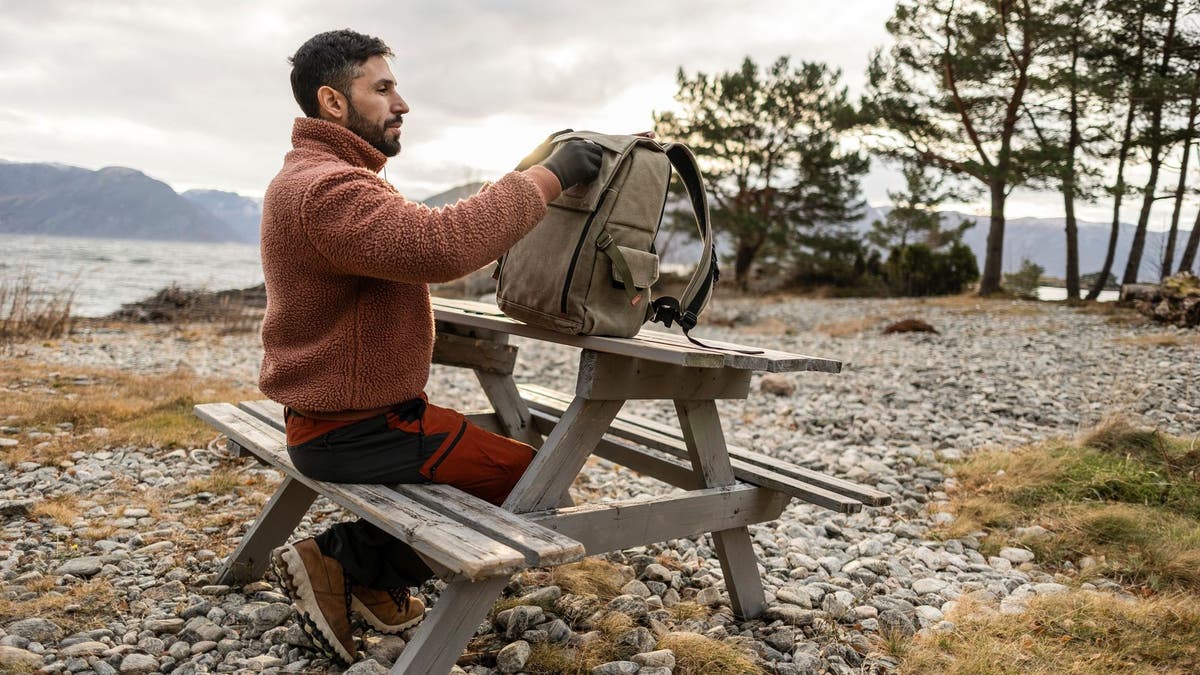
[431,297,841,373]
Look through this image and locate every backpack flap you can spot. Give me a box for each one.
[598,232,659,309]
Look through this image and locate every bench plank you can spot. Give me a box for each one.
[526,409,861,513]
[195,403,528,581]
[235,401,583,568]
[520,384,891,507]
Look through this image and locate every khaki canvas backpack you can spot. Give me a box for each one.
[495,131,718,340]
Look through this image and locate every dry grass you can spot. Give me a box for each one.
[0,273,75,347]
[0,359,256,465]
[668,601,712,622]
[913,293,1048,316]
[941,418,1200,593]
[657,631,764,675]
[1112,333,1200,348]
[903,592,1200,674]
[814,315,884,337]
[0,578,124,634]
[184,466,250,496]
[30,494,81,527]
[550,557,629,600]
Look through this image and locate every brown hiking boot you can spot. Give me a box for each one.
[271,538,357,664]
[351,585,426,634]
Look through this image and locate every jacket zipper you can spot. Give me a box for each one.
[560,190,611,314]
[426,419,468,481]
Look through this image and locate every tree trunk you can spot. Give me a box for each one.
[1064,36,1081,301]
[1163,64,1200,279]
[1182,208,1200,272]
[733,239,762,290]
[1123,0,1179,285]
[980,182,1007,296]
[1089,26,1146,299]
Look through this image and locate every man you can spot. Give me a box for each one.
[259,29,603,665]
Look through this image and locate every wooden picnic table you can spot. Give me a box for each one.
[195,297,888,674]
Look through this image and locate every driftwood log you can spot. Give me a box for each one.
[1123,272,1200,328]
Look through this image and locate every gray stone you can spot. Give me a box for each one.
[118,653,158,674]
[639,668,671,675]
[364,635,406,664]
[631,648,675,668]
[763,605,818,625]
[606,594,650,619]
[143,618,184,634]
[190,641,218,655]
[912,578,949,595]
[998,547,1035,564]
[621,579,652,598]
[54,556,104,578]
[343,660,389,675]
[878,609,917,637]
[517,585,562,606]
[591,661,640,674]
[694,585,722,607]
[641,563,672,583]
[495,639,531,673]
[6,617,62,643]
[248,602,293,635]
[242,654,284,670]
[614,626,656,655]
[504,605,544,639]
[0,645,42,668]
[59,641,108,657]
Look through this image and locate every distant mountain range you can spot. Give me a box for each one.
[1,163,1193,281]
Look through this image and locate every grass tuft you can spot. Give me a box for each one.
[902,591,1200,674]
[550,558,628,600]
[657,631,764,675]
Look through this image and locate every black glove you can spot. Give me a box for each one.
[539,140,604,190]
[514,129,573,171]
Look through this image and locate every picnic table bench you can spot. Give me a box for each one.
[194,297,889,674]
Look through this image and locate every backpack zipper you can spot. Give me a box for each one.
[426,419,469,481]
[560,190,611,314]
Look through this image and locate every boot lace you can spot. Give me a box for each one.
[387,587,412,613]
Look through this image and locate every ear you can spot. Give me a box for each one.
[316,85,349,123]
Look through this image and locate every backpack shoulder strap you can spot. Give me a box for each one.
[649,143,762,354]
[649,143,718,333]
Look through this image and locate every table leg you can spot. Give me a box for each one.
[474,370,543,448]
[392,396,624,673]
[675,399,766,619]
[387,576,509,675]
[217,476,316,584]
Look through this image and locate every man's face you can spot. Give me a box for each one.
[343,55,409,157]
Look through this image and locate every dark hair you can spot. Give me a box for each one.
[289,29,393,118]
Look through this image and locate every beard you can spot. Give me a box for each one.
[347,101,401,157]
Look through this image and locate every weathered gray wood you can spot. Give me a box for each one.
[432,297,843,373]
[217,476,317,584]
[528,410,701,488]
[433,332,518,375]
[576,351,752,401]
[387,576,510,675]
[394,484,584,567]
[522,384,888,506]
[502,396,626,513]
[675,399,766,619]
[527,484,789,554]
[521,388,868,512]
[195,403,530,581]
[474,371,542,447]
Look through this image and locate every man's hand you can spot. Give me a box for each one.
[539,141,603,191]
[515,129,573,171]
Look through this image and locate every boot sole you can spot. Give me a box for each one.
[271,544,356,665]
[350,595,425,634]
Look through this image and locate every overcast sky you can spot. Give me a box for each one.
[0,0,1192,228]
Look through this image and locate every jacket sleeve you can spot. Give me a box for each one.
[299,168,548,284]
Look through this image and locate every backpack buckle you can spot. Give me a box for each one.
[595,232,614,250]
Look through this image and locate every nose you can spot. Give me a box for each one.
[392,92,410,115]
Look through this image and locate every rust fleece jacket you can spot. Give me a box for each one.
[259,117,560,412]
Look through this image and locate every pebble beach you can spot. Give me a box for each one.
[2,295,1197,674]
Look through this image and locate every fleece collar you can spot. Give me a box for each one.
[291,117,388,173]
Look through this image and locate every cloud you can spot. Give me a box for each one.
[0,0,896,197]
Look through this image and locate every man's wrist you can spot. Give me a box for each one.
[522,165,563,204]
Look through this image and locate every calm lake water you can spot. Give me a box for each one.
[1,234,1120,318]
[2,234,263,317]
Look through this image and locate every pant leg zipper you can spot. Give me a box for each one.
[426,419,468,481]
